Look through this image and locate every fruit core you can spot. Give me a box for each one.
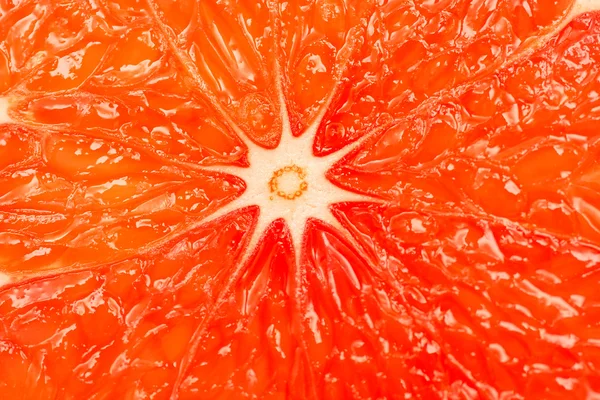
[268,164,308,200]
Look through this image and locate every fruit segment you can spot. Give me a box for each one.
[5,12,248,167]
[146,0,283,148]
[333,12,600,243]
[176,221,298,399]
[314,0,576,154]
[299,220,447,398]
[12,90,247,167]
[335,203,600,397]
[279,0,376,136]
[0,210,255,399]
[0,124,244,276]
[0,0,92,93]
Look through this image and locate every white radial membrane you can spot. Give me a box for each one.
[200,106,380,268]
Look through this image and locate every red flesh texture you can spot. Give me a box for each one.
[1,0,600,399]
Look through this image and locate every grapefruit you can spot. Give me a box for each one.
[1,0,600,398]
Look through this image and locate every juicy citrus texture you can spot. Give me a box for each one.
[2,0,600,398]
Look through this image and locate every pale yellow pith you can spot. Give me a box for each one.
[200,112,377,268]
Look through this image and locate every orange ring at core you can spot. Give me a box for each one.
[268,165,308,200]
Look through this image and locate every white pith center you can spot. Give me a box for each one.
[201,119,376,266]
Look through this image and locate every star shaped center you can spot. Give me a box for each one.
[200,117,378,266]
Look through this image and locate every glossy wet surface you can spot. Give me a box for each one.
[2,0,600,398]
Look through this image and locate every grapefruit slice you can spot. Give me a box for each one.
[2,0,600,398]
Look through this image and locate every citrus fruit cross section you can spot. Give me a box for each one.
[3,0,600,398]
